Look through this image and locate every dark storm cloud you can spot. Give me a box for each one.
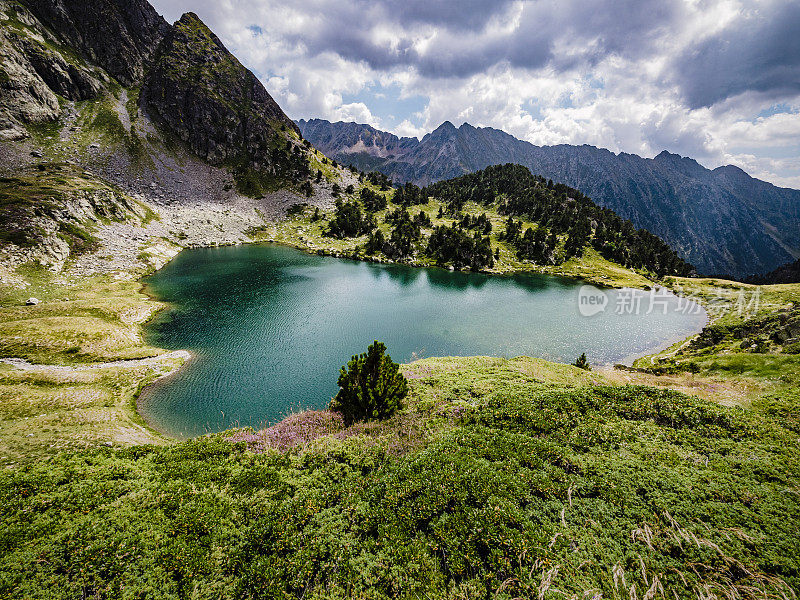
[278,0,521,75]
[379,0,517,31]
[565,0,681,59]
[674,2,800,108]
[279,0,685,79]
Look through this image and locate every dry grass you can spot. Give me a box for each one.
[0,266,185,465]
[601,367,770,408]
[0,353,185,467]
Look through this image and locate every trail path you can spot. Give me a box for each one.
[0,350,191,372]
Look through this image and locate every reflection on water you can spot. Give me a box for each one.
[140,244,706,439]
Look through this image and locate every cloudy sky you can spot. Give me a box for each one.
[150,0,800,188]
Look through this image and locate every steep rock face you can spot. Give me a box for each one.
[298,118,800,278]
[0,26,60,139]
[18,0,168,86]
[0,0,115,139]
[6,29,104,101]
[141,12,298,170]
[0,163,147,270]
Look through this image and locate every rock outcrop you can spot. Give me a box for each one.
[18,0,168,86]
[0,26,60,139]
[0,163,147,270]
[0,0,116,139]
[0,0,167,140]
[141,12,298,170]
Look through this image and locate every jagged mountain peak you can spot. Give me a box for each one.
[712,163,756,187]
[298,118,800,278]
[653,149,697,163]
[653,149,703,168]
[141,8,298,169]
[172,11,221,40]
[713,164,748,176]
[427,120,457,136]
[178,10,201,22]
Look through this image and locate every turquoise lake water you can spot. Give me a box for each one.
[139,244,706,438]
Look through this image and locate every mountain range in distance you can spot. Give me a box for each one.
[297,118,800,279]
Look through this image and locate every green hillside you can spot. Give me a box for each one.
[1,356,798,599]
[264,164,693,288]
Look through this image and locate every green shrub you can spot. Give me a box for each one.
[0,378,798,599]
[573,352,590,370]
[287,202,308,216]
[783,341,800,354]
[330,341,408,424]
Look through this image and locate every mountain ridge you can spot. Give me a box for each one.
[140,11,301,192]
[298,118,800,278]
[0,0,359,272]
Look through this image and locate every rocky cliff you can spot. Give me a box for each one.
[19,0,168,86]
[1,1,302,187]
[140,12,298,171]
[298,118,800,278]
[0,0,168,140]
[0,1,98,139]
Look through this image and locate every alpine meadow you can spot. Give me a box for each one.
[0,0,799,598]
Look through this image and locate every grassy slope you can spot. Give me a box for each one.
[0,356,797,599]
[258,193,654,289]
[639,278,800,378]
[663,277,799,326]
[621,278,800,441]
[0,268,184,466]
[0,162,182,465]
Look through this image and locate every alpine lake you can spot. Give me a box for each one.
[140,244,707,438]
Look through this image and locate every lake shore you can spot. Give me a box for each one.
[254,196,658,290]
[0,193,789,463]
[136,244,707,438]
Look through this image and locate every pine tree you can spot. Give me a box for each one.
[573,353,591,370]
[330,341,408,424]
